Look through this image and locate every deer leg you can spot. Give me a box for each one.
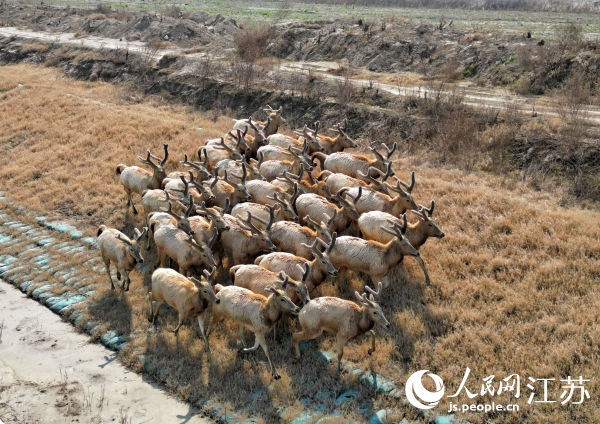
[243,335,260,352]
[104,259,115,291]
[173,312,184,334]
[239,326,247,348]
[151,300,163,326]
[292,327,323,359]
[147,293,154,323]
[414,256,431,286]
[335,336,349,373]
[256,332,280,380]
[157,248,167,269]
[367,329,376,355]
[123,272,130,291]
[206,311,223,338]
[130,193,138,215]
[197,314,210,352]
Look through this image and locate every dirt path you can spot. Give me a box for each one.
[0,27,179,58]
[2,26,600,125]
[279,61,600,125]
[0,279,212,424]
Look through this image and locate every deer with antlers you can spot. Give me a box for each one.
[358,201,444,248]
[293,282,390,372]
[198,138,244,172]
[146,197,196,251]
[318,163,393,195]
[340,172,418,217]
[97,225,147,291]
[231,265,311,306]
[116,144,169,215]
[302,119,357,155]
[232,105,287,138]
[153,217,217,277]
[203,166,252,211]
[296,188,361,234]
[264,212,333,259]
[268,124,324,154]
[149,267,218,351]
[312,143,397,180]
[325,218,431,287]
[255,235,339,292]
[208,281,300,380]
[219,212,276,265]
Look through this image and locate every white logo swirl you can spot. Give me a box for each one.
[405,370,445,409]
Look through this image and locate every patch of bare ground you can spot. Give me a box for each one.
[1,63,600,422]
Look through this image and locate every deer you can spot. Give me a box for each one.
[232,105,287,138]
[246,180,300,220]
[358,201,444,248]
[255,235,339,292]
[141,190,186,228]
[204,166,252,211]
[116,144,169,214]
[97,225,146,291]
[190,201,231,267]
[153,222,217,277]
[163,172,216,206]
[230,264,311,306]
[259,149,315,182]
[324,220,431,288]
[219,212,276,265]
[340,172,417,217]
[292,283,390,372]
[215,156,263,183]
[148,267,218,351]
[206,128,252,158]
[231,203,293,229]
[269,124,323,154]
[198,138,243,171]
[275,167,330,197]
[303,119,357,154]
[146,198,196,251]
[312,143,397,179]
[207,282,300,380]
[296,189,361,234]
[265,214,333,260]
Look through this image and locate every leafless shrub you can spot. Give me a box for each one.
[95,4,111,15]
[233,26,273,63]
[161,5,182,19]
[231,57,256,91]
[554,70,590,125]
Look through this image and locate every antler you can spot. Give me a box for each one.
[116,233,133,246]
[420,200,435,216]
[203,266,217,282]
[298,262,310,282]
[365,281,383,302]
[394,171,416,193]
[137,150,158,168]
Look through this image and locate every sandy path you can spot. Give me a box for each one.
[0,279,212,424]
[2,26,600,125]
[279,61,600,125]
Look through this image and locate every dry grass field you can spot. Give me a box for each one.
[1,63,600,423]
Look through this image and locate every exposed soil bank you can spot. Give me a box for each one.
[0,279,211,424]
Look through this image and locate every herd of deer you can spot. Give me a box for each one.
[97,105,445,379]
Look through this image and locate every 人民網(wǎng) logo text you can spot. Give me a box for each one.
[405,370,445,409]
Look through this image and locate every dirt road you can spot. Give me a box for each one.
[0,279,212,424]
[2,26,600,125]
